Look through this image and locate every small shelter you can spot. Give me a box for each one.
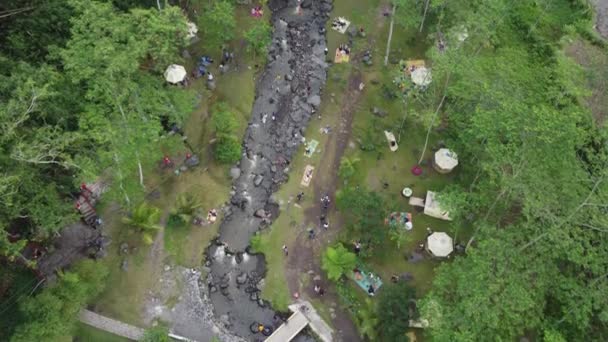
[411,67,432,87]
[164,64,187,84]
[331,17,351,34]
[186,22,198,39]
[427,232,453,257]
[384,131,398,152]
[424,191,452,221]
[300,165,314,187]
[433,148,458,174]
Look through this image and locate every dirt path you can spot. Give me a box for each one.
[286,69,364,342]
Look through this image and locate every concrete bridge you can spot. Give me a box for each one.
[265,300,333,342]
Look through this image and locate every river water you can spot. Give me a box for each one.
[205,0,333,340]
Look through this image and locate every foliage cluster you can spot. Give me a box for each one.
[336,187,391,254]
[401,0,608,340]
[10,260,109,342]
[211,102,242,164]
[0,0,193,260]
[321,243,357,281]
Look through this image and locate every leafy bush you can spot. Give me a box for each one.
[214,134,241,164]
[142,325,169,342]
[211,103,241,164]
[321,243,357,281]
[10,260,109,342]
[338,156,361,181]
[244,20,272,57]
[377,282,416,342]
[171,192,202,224]
[198,0,235,47]
[336,187,390,253]
[249,233,263,252]
[122,202,163,245]
[211,103,238,135]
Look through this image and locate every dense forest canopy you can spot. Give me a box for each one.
[0,0,193,258]
[0,0,607,341]
[411,0,608,340]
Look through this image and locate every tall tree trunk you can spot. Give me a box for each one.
[397,97,409,143]
[419,0,431,32]
[117,103,145,189]
[418,73,450,165]
[384,3,397,66]
[156,0,162,11]
[0,7,34,19]
[136,153,144,188]
[519,178,603,252]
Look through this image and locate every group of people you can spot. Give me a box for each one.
[250,5,263,17]
[337,44,351,55]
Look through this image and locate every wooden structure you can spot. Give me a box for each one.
[75,181,105,227]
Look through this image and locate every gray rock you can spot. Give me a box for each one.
[307,95,321,107]
[372,107,388,117]
[254,209,266,218]
[254,174,264,186]
[236,272,248,285]
[120,242,129,254]
[121,259,128,271]
[185,154,200,167]
[230,167,241,179]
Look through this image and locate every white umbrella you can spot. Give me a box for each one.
[433,148,458,173]
[411,67,432,86]
[427,232,453,257]
[186,22,198,39]
[164,64,187,84]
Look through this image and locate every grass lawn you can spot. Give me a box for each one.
[90,4,268,328]
[72,323,130,342]
[253,1,468,338]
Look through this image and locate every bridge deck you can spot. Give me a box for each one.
[265,310,309,342]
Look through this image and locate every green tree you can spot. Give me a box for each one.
[336,187,389,252]
[199,1,236,48]
[388,228,410,250]
[142,326,170,342]
[211,102,238,135]
[355,299,378,340]
[211,102,241,164]
[321,243,357,281]
[214,135,242,164]
[10,260,109,342]
[122,202,162,244]
[171,192,202,224]
[377,282,416,342]
[244,20,272,58]
[338,156,360,182]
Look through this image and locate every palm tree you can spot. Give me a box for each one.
[171,192,202,224]
[122,203,162,244]
[338,156,361,181]
[322,243,357,281]
[356,299,379,340]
